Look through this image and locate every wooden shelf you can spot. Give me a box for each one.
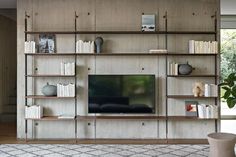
[167,116,217,120]
[25,30,216,35]
[25,53,76,56]
[26,74,76,77]
[76,53,167,56]
[167,75,217,77]
[25,52,218,56]
[25,116,75,121]
[167,53,217,56]
[25,95,75,99]
[167,95,218,99]
[76,115,217,121]
[25,31,76,34]
[77,115,167,120]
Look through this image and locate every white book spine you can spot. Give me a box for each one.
[62,84,65,97]
[60,84,63,97]
[71,62,75,75]
[32,41,35,53]
[76,41,78,53]
[197,105,204,118]
[189,40,195,54]
[79,40,83,53]
[60,62,65,75]
[175,63,178,75]
[25,106,29,118]
[90,41,94,53]
[206,105,211,118]
[65,85,69,97]
[204,84,210,97]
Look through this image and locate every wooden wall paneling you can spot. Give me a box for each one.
[167,35,216,53]
[17,0,220,139]
[95,56,140,74]
[168,121,215,139]
[35,121,75,139]
[77,56,95,139]
[72,0,95,31]
[100,34,159,53]
[168,99,216,116]
[77,56,95,115]
[157,56,167,139]
[77,120,95,139]
[17,0,34,139]
[167,78,215,95]
[159,0,216,31]
[96,120,158,139]
[167,56,215,75]
[95,0,158,31]
[32,0,73,31]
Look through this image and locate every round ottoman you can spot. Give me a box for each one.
[207,133,236,157]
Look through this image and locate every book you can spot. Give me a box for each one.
[39,34,56,53]
[149,49,167,53]
[58,114,75,119]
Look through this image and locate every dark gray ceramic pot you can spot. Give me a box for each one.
[42,82,57,96]
[178,62,193,75]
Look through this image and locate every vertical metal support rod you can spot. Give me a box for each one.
[164,11,168,144]
[214,12,218,132]
[24,11,29,142]
[75,11,78,143]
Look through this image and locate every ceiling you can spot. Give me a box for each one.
[0,0,16,8]
[0,0,235,14]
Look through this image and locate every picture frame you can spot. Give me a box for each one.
[39,34,56,53]
[185,101,198,117]
[141,14,156,32]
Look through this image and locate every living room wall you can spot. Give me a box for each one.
[17,0,220,139]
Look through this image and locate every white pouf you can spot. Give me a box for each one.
[208,132,236,157]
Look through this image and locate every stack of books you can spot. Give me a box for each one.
[197,104,218,118]
[57,83,75,97]
[25,105,43,119]
[24,41,36,53]
[60,62,75,75]
[76,40,94,53]
[189,40,218,54]
[204,84,218,97]
[168,62,179,75]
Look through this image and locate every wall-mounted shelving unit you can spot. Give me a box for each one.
[23,1,219,142]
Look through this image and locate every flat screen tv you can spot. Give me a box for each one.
[88,75,155,114]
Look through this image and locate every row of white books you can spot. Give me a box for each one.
[24,41,36,53]
[25,105,43,119]
[198,104,218,118]
[57,83,75,97]
[76,40,94,53]
[204,84,218,97]
[168,62,179,75]
[60,62,75,75]
[189,40,218,54]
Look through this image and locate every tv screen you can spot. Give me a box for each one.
[88,75,155,114]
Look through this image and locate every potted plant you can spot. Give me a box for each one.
[219,72,236,108]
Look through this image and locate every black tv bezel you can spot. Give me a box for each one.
[88,74,156,114]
